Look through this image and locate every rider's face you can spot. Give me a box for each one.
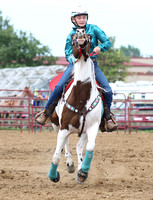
[74,15,87,27]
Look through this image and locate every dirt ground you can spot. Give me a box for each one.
[0,130,153,200]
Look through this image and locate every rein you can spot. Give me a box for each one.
[75,51,99,63]
[89,52,99,57]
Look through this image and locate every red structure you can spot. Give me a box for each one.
[56,57,68,66]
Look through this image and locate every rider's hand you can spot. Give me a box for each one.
[93,46,101,54]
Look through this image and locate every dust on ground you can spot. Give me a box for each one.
[0,130,153,200]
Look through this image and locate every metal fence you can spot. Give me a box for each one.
[0,89,153,133]
[127,92,153,133]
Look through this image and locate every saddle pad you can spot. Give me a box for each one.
[49,72,64,92]
[49,72,103,100]
[49,72,73,93]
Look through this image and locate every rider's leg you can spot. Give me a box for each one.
[93,61,112,110]
[93,61,118,132]
[35,63,73,125]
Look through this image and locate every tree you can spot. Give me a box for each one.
[98,37,129,82]
[0,11,57,68]
[120,45,141,57]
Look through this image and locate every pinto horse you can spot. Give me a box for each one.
[49,29,104,183]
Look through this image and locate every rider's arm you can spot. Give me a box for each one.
[65,34,77,64]
[94,25,111,52]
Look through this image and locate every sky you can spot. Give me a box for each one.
[0,0,153,57]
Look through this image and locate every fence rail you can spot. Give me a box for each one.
[127,92,153,133]
[0,89,153,133]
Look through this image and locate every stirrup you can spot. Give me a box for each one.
[35,109,50,125]
[100,115,118,132]
[110,115,118,125]
[35,109,46,119]
[99,118,108,132]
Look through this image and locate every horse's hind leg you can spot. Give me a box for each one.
[64,138,75,173]
[76,133,87,170]
[48,130,69,182]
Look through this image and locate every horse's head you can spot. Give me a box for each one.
[23,86,33,97]
[71,29,92,61]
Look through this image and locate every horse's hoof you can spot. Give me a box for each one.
[49,171,60,183]
[66,162,75,173]
[75,169,88,184]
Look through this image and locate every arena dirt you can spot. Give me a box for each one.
[0,130,153,200]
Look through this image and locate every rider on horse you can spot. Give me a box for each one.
[35,6,118,132]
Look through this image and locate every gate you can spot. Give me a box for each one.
[0,89,52,132]
[0,89,31,132]
[111,93,127,134]
[127,92,153,133]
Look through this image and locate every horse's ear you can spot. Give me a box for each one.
[88,34,92,40]
[71,34,76,46]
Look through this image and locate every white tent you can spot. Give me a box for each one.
[0,65,65,96]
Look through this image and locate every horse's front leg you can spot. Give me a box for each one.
[76,123,99,184]
[48,130,69,182]
[64,138,75,173]
[76,133,87,170]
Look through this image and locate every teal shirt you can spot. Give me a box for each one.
[65,24,111,64]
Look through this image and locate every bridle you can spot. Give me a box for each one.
[71,29,92,61]
[73,41,90,59]
[75,51,99,63]
[72,29,100,62]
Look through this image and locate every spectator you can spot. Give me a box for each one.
[33,89,48,107]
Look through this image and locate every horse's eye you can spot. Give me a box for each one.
[77,30,79,32]
[82,30,85,33]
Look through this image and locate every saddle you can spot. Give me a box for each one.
[45,73,117,131]
[45,77,103,123]
[63,78,103,101]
